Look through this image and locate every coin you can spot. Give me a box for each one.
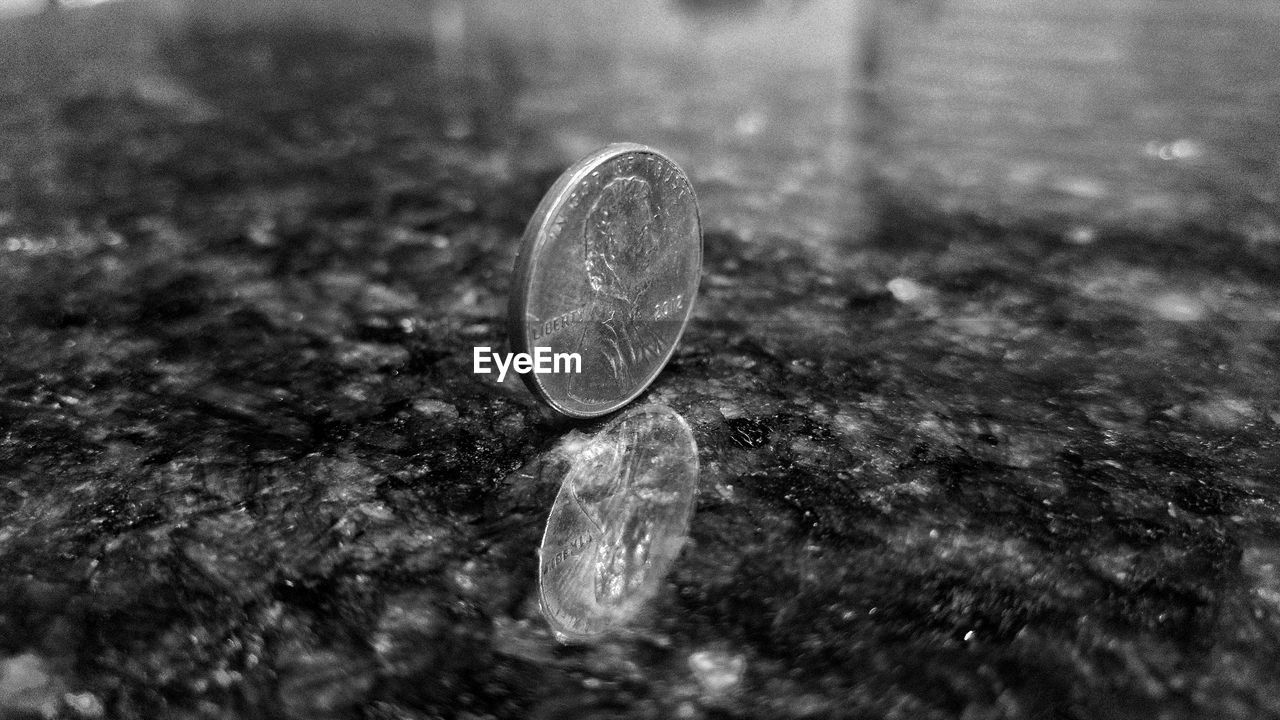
[508,143,701,418]
[538,404,699,641]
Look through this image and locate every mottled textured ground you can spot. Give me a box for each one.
[2,1,1280,718]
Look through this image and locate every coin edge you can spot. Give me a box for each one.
[507,143,702,419]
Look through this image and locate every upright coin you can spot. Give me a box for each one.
[538,404,699,641]
[509,143,701,418]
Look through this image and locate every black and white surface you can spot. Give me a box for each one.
[2,0,1279,717]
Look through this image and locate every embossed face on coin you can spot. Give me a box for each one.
[509,143,701,418]
[538,404,699,641]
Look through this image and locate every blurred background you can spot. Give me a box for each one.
[4,0,1279,245]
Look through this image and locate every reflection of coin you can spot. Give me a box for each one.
[538,404,699,641]
[509,143,701,418]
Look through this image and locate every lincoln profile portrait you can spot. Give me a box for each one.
[569,175,667,396]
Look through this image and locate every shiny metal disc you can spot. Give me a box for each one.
[508,143,701,418]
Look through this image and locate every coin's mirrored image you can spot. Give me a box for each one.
[509,143,701,418]
[538,404,699,641]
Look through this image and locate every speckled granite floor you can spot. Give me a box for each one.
[2,1,1280,718]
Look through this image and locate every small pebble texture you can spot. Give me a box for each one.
[3,0,1280,718]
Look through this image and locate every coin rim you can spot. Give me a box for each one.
[507,142,701,419]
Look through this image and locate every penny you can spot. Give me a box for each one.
[508,143,701,418]
[538,404,699,641]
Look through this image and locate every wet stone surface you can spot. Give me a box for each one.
[2,1,1280,718]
